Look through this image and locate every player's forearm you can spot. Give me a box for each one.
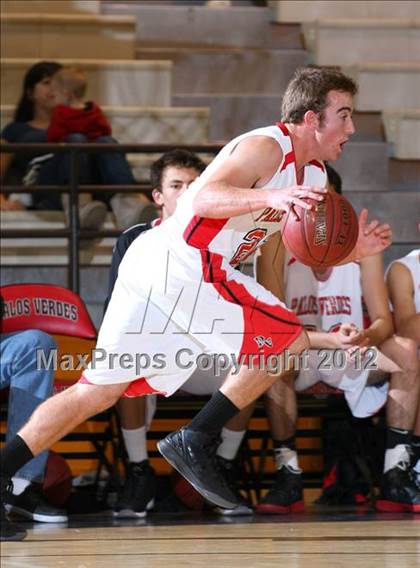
[364,317,394,347]
[397,313,420,343]
[193,181,274,219]
[307,331,338,350]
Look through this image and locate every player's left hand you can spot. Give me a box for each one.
[345,328,371,348]
[354,209,392,258]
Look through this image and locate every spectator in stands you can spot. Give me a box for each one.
[48,66,156,230]
[255,165,420,513]
[0,294,67,542]
[108,150,253,518]
[387,249,420,485]
[0,61,156,231]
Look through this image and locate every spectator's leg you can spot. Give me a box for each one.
[256,371,304,514]
[93,136,157,229]
[0,330,56,484]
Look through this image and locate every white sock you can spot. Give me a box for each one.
[383,444,411,473]
[216,428,246,461]
[11,477,31,495]
[274,447,302,473]
[121,426,148,464]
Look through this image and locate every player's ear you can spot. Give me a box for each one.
[303,110,320,130]
[152,188,164,207]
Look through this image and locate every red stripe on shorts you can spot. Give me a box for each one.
[199,250,302,364]
[78,373,165,398]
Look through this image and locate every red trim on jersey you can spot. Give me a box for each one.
[183,215,229,249]
[287,257,297,266]
[309,159,325,172]
[199,250,302,364]
[280,151,295,172]
[78,373,165,397]
[276,121,290,136]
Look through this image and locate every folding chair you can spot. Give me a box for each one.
[0,283,122,490]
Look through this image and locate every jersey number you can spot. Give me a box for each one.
[230,228,268,266]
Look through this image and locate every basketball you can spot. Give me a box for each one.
[172,471,205,511]
[42,451,73,507]
[282,191,359,267]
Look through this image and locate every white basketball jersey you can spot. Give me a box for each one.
[284,252,364,332]
[161,123,327,266]
[387,249,420,312]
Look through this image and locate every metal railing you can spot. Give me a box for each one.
[1,142,222,293]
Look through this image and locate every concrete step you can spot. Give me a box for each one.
[389,158,420,191]
[1,1,100,14]
[0,105,210,145]
[0,210,116,266]
[136,47,308,95]
[333,141,389,192]
[104,3,302,48]
[382,109,420,160]
[1,58,172,107]
[172,94,284,141]
[303,19,420,66]
[346,62,420,111]
[1,13,136,59]
[346,191,419,245]
[270,1,420,22]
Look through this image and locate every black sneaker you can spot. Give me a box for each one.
[5,484,68,523]
[376,462,420,513]
[158,428,239,509]
[215,456,253,516]
[0,477,27,541]
[113,460,156,518]
[256,466,304,514]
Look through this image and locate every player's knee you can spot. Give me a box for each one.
[18,329,56,351]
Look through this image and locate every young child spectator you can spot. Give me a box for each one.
[47,66,156,230]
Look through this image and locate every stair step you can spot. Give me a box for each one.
[347,191,419,243]
[272,1,420,22]
[334,141,389,192]
[105,3,302,48]
[1,13,136,59]
[382,109,420,159]
[346,62,420,111]
[1,58,172,107]
[136,47,308,95]
[1,105,210,145]
[389,158,420,191]
[303,18,420,65]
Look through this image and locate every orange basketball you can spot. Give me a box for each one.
[281,191,359,268]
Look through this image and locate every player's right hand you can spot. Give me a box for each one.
[267,185,327,220]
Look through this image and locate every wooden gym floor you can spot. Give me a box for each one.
[2,507,419,568]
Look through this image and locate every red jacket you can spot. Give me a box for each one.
[47,102,112,142]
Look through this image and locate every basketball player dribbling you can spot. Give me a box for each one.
[0,66,392,541]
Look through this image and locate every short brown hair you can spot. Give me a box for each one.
[53,67,87,99]
[281,66,358,124]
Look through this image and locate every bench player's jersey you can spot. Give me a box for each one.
[284,252,364,332]
[159,122,327,269]
[387,249,420,312]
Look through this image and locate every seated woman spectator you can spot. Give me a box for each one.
[0,61,156,230]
